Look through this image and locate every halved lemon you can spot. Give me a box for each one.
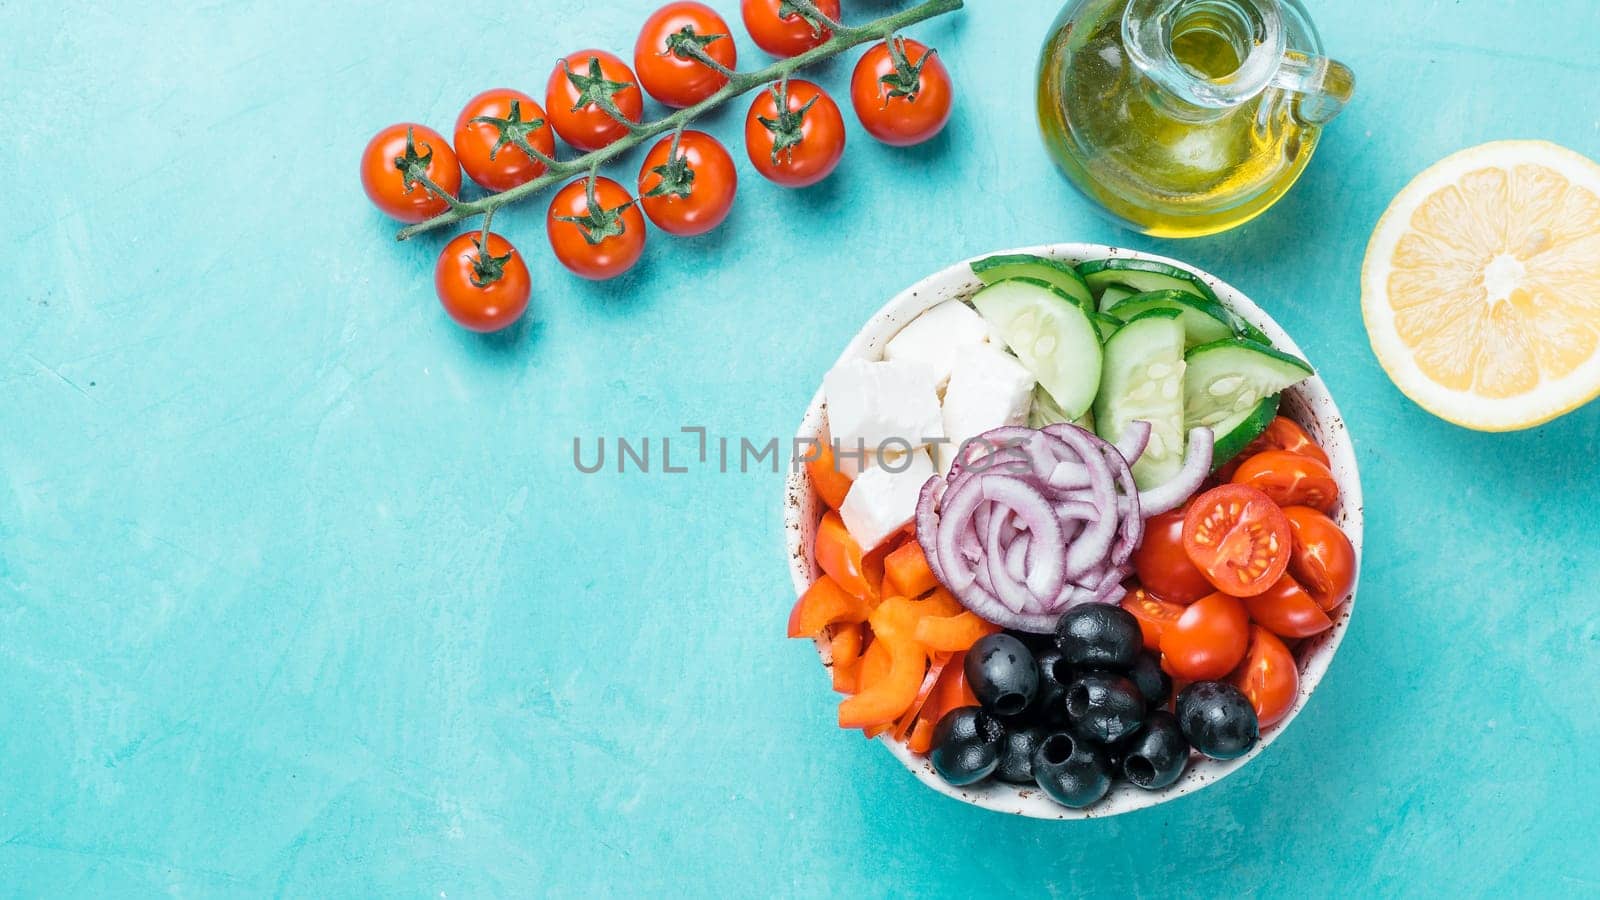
[1362,140,1600,431]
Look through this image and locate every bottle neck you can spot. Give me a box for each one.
[1122,0,1284,120]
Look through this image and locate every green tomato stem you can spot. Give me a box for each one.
[394,0,963,242]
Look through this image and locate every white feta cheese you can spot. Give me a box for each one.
[883,300,994,389]
[822,357,944,478]
[839,448,936,552]
[938,344,1037,474]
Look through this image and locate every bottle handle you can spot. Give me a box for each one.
[1270,50,1356,126]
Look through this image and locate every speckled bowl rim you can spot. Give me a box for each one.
[782,243,1364,820]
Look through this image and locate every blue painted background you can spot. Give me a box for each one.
[4,0,1599,895]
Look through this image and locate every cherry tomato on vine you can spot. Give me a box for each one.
[1242,574,1333,639]
[741,0,839,58]
[1232,450,1340,513]
[434,231,531,332]
[1160,592,1250,682]
[1132,508,1213,604]
[745,79,845,187]
[546,176,647,280]
[637,131,738,236]
[546,50,645,152]
[635,2,738,108]
[1182,484,1291,597]
[849,37,952,146]
[360,124,461,223]
[1230,626,1299,728]
[1217,416,1330,480]
[1282,506,1358,612]
[453,89,557,192]
[1121,587,1188,652]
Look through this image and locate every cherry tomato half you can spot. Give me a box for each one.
[360,123,461,223]
[741,0,839,58]
[635,2,737,108]
[1160,592,1250,681]
[453,89,556,192]
[1216,416,1329,480]
[1182,484,1292,597]
[434,231,531,332]
[546,176,647,280]
[850,37,952,147]
[1121,587,1188,652]
[745,79,845,187]
[1232,450,1340,513]
[1132,509,1214,604]
[637,130,738,236]
[1242,574,1333,639]
[1282,506,1358,612]
[1231,626,1299,728]
[546,50,644,151]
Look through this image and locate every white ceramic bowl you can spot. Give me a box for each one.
[784,243,1363,819]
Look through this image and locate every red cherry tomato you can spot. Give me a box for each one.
[1232,450,1340,513]
[1161,592,1250,681]
[1217,416,1330,479]
[849,37,952,147]
[741,0,839,57]
[635,2,737,108]
[546,176,647,280]
[1182,484,1292,597]
[637,130,738,236]
[1231,626,1299,728]
[1132,509,1214,604]
[545,50,644,151]
[452,89,556,192]
[360,124,461,223]
[1121,587,1188,652]
[1242,574,1333,639]
[1282,506,1358,611]
[745,79,845,187]
[434,231,531,332]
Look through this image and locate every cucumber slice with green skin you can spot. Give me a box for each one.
[1094,308,1187,490]
[1233,316,1273,346]
[1107,290,1235,347]
[972,254,1095,309]
[972,277,1104,420]
[1093,313,1123,342]
[1183,338,1314,430]
[1078,258,1220,305]
[1096,284,1135,313]
[1210,395,1280,471]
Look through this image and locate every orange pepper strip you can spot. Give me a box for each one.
[914,611,1001,653]
[892,652,953,741]
[814,511,876,601]
[918,587,966,618]
[907,716,938,755]
[832,658,862,694]
[863,721,894,739]
[838,597,928,729]
[806,441,854,511]
[828,622,864,667]
[787,575,871,639]
[884,541,939,600]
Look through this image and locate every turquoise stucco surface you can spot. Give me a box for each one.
[3,0,1599,895]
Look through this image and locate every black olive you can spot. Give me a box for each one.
[1005,628,1058,654]
[1065,670,1146,744]
[1128,653,1172,708]
[995,725,1046,784]
[930,706,1005,786]
[1176,681,1259,760]
[1054,605,1142,672]
[1022,648,1073,724]
[964,633,1039,717]
[1120,710,1190,790]
[1031,732,1112,809]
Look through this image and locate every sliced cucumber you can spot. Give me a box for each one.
[1093,308,1187,490]
[1074,408,1096,433]
[1183,338,1314,430]
[1233,316,1273,346]
[1096,284,1135,313]
[1027,384,1073,428]
[1210,395,1279,471]
[972,254,1094,309]
[972,277,1103,420]
[1093,313,1123,342]
[1078,258,1219,305]
[1107,290,1235,347]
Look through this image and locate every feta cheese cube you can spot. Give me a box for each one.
[938,344,1036,474]
[883,300,994,389]
[822,357,944,478]
[839,448,936,552]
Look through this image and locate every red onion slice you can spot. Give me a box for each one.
[1113,420,1153,466]
[1138,427,1215,516]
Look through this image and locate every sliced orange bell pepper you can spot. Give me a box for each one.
[832,657,862,694]
[814,511,876,601]
[908,716,938,755]
[787,575,870,639]
[857,636,891,686]
[863,539,894,604]
[863,721,895,739]
[806,441,854,511]
[922,650,979,723]
[884,541,939,600]
[828,622,864,667]
[914,611,1001,653]
[917,587,966,618]
[838,597,928,729]
[893,652,954,741]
